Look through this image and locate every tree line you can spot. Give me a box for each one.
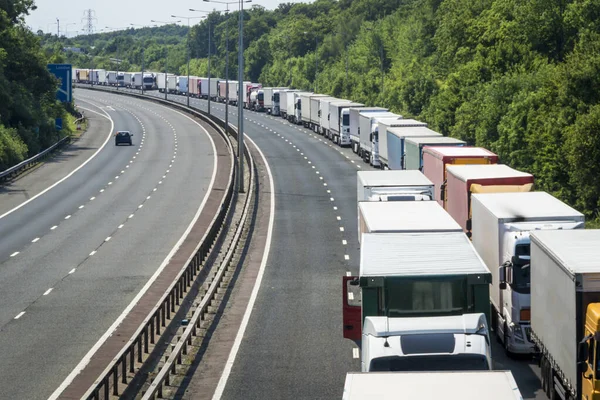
[0,0,77,171]
[47,0,600,223]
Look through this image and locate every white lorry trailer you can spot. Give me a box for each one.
[263,87,286,114]
[472,191,584,355]
[357,170,434,203]
[358,201,460,243]
[342,371,523,400]
[293,92,312,124]
[157,73,167,92]
[350,107,388,154]
[177,76,188,95]
[199,77,208,98]
[271,88,288,116]
[377,120,431,169]
[107,71,118,86]
[227,81,237,104]
[131,72,143,89]
[309,95,334,132]
[209,78,219,101]
[361,314,491,372]
[280,89,298,120]
[299,93,324,127]
[319,97,343,137]
[167,75,177,93]
[330,102,364,146]
[530,230,600,400]
[358,113,401,167]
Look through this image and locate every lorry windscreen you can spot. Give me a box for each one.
[258,93,264,101]
[273,93,279,101]
[369,354,489,372]
[342,114,350,126]
[512,244,531,294]
[385,280,468,317]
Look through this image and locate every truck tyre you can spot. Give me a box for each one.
[503,323,513,357]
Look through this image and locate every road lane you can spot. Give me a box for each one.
[0,90,216,400]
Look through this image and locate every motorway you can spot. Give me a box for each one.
[152,91,547,399]
[0,90,216,400]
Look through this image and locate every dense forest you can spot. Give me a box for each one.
[0,0,76,171]
[40,0,600,223]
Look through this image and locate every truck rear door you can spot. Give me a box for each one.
[343,276,362,341]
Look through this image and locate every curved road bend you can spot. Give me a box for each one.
[101,88,546,399]
[0,89,217,400]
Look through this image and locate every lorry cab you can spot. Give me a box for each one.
[343,232,492,342]
[361,315,492,373]
[272,90,281,115]
[294,97,302,124]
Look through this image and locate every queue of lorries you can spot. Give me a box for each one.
[73,66,599,399]
[72,68,265,109]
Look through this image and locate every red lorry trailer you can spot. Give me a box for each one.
[422,147,499,208]
[444,164,534,236]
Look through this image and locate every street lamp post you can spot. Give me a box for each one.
[172,15,205,107]
[204,0,251,193]
[65,22,76,37]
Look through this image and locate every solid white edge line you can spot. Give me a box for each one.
[211,133,275,400]
[0,101,114,221]
[48,97,219,400]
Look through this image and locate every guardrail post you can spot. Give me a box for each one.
[151,320,155,344]
[165,372,170,387]
[122,356,127,384]
[144,328,149,354]
[155,312,160,335]
[183,342,187,356]
[162,303,167,327]
[113,367,119,396]
[104,377,109,400]
[130,347,135,373]
[158,382,163,398]
[138,338,143,363]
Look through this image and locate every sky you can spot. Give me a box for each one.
[25,0,306,36]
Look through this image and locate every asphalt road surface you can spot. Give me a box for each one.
[0,89,216,400]
[96,87,547,399]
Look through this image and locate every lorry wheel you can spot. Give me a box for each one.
[503,323,513,357]
[540,358,548,393]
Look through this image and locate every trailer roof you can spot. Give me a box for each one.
[343,371,522,400]
[378,118,427,127]
[446,164,532,181]
[387,126,443,139]
[352,107,389,113]
[360,201,462,233]
[423,146,496,157]
[406,136,464,146]
[472,192,583,220]
[531,230,600,274]
[358,170,433,187]
[364,314,487,337]
[360,232,489,277]
[332,101,364,108]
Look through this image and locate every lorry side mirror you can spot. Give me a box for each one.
[466,219,472,232]
[440,183,446,202]
[578,340,590,363]
[499,264,507,290]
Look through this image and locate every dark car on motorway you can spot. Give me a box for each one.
[115,130,133,146]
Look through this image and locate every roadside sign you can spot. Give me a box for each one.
[55,118,62,130]
[47,63,72,103]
